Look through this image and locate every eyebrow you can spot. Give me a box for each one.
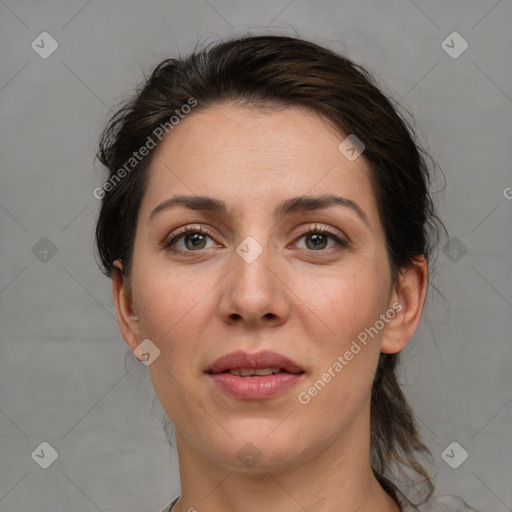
[149,194,370,226]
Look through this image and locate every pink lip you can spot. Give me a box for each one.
[205,350,305,400]
[208,372,304,399]
[205,350,304,374]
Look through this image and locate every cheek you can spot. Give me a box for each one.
[130,230,211,325]
[293,259,388,345]
[129,264,210,392]
[131,268,213,423]
[295,287,383,433]
[293,261,388,407]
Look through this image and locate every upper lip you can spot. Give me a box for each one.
[205,350,305,374]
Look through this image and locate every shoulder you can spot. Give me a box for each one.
[395,489,421,511]
[159,496,179,512]
[395,490,477,512]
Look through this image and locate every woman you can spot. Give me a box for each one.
[95,35,468,512]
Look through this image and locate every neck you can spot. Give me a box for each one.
[171,407,400,512]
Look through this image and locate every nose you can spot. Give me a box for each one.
[218,239,290,328]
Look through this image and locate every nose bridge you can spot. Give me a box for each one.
[233,233,275,300]
[231,210,274,279]
[219,229,289,325]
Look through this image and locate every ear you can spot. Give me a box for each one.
[112,260,141,352]
[380,255,428,354]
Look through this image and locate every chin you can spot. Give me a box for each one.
[205,430,309,473]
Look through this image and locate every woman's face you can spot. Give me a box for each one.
[117,103,409,472]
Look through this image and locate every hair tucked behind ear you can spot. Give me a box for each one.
[95,34,450,507]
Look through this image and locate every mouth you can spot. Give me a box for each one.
[205,350,305,400]
[221,367,292,377]
[205,350,305,375]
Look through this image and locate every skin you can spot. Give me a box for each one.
[112,103,428,512]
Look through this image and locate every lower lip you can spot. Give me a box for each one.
[207,372,304,400]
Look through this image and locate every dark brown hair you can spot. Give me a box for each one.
[96,34,445,506]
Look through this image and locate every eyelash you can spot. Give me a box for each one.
[163,224,349,253]
[163,226,216,251]
[294,224,349,251]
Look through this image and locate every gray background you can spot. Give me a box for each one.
[0,0,511,511]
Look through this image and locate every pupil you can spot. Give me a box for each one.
[307,233,327,250]
[187,233,206,249]
[184,233,328,251]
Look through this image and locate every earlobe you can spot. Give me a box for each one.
[112,260,141,351]
[380,256,428,355]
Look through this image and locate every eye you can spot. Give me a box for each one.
[294,224,349,252]
[163,224,349,254]
[163,226,219,252]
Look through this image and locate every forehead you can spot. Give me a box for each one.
[141,103,379,226]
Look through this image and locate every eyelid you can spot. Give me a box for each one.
[162,223,350,252]
[292,223,349,250]
[162,224,219,250]
[294,223,348,242]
